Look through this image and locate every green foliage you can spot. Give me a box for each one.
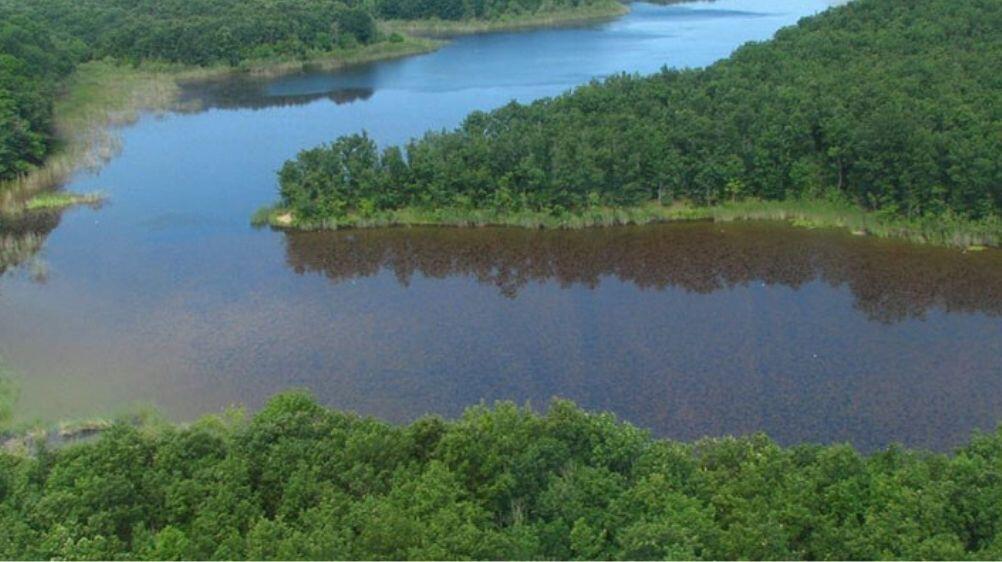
[0,368,15,430]
[0,0,384,67]
[279,0,1002,229]
[374,0,610,22]
[0,15,84,181]
[1,391,1002,559]
[0,0,613,183]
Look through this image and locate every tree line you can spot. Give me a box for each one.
[1,392,1001,559]
[0,0,611,182]
[375,0,604,22]
[0,16,82,180]
[276,0,1001,226]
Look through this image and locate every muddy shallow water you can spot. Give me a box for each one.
[1,0,998,452]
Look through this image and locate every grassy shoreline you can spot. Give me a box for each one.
[254,199,1001,249]
[0,37,443,209]
[1,0,631,209]
[381,0,628,36]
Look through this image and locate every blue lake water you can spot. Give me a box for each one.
[2,0,999,451]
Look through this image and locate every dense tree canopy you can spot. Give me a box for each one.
[0,0,384,65]
[278,0,1002,225]
[1,392,1001,560]
[375,0,602,22]
[1,0,611,66]
[0,16,83,180]
[0,0,612,182]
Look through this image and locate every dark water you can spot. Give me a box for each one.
[2,0,999,451]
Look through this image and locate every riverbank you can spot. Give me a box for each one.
[0,1,632,213]
[0,36,442,210]
[381,0,628,36]
[0,62,179,210]
[254,199,1001,249]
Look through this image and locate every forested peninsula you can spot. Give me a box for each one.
[2,391,1002,560]
[266,0,1001,246]
[0,0,624,199]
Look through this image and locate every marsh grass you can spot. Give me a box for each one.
[702,199,1001,248]
[258,199,1000,249]
[0,61,180,205]
[25,191,106,212]
[254,203,716,231]
[0,37,443,209]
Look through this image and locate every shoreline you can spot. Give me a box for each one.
[0,0,632,209]
[380,0,628,37]
[254,200,1001,249]
[0,37,445,208]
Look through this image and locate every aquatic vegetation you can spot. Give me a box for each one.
[253,201,706,230]
[257,198,1000,248]
[24,191,105,211]
[1,391,1002,559]
[700,199,1002,248]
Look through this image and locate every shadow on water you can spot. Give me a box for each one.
[282,221,1002,324]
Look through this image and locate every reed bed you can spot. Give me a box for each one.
[257,199,1000,249]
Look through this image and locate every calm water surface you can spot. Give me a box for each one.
[2,0,999,451]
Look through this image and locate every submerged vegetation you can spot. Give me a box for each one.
[273,0,1002,245]
[1,391,1002,559]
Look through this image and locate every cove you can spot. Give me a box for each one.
[1,0,998,452]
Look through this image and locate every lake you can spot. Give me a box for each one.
[1,0,999,452]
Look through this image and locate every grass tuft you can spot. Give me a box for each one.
[24,191,106,212]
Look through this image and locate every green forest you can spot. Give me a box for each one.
[0,15,82,180]
[1,392,1001,560]
[0,0,613,183]
[274,0,1001,233]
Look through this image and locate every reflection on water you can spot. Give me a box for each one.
[283,223,1002,324]
[180,77,375,111]
[0,212,60,282]
[0,0,998,453]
